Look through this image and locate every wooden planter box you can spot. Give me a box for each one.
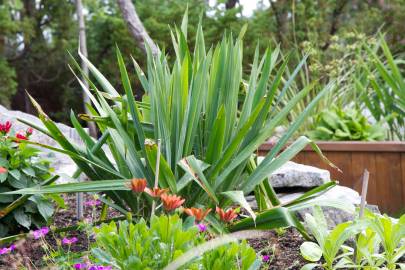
[258,141,405,215]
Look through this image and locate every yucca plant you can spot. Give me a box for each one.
[355,35,405,141]
[6,13,351,234]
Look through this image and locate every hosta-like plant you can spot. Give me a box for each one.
[7,13,349,234]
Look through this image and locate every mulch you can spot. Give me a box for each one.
[0,194,318,269]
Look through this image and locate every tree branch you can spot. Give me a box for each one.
[116,0,158,56]
[322,0,349,50]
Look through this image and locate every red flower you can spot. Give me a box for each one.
[160,194,185,212]
[16,133,28,141]
[0,121,11,134]
[129,178,147,193]
[145,187,168,198]
[0,167,7,174]
[216,206,238,223]
[184,207,212,222]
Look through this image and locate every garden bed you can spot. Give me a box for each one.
[0,194,310,269]
[259,141,405,215]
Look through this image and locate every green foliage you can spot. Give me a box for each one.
[359,211,405,270]
[92,214,258,269]
[300,207,405,270]
[356,36,405,141]
[201,240,258,270]
[7,11,349,235]
[0,124,55,236]
[300,207,365,270]
[307,105,386,141]
[3,0,405,124]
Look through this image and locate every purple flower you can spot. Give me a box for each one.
[62,237,78,245]
[0,244,16,255]
[84,199,101,207]
[88,266,112,270]
[262,255,270,262]
[197,223,207,232]
[73,263,87,269]
[33,227,50,239]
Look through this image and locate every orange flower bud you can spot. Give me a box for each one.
[184,207,212,222]
[130,178,147,193]
[145,187,168,198]
[216,206,238,223]
[160,194,185,212]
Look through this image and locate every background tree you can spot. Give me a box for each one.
[1,0,404,123]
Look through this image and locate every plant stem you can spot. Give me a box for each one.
[151,139,161,218]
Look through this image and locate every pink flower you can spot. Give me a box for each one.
[197,223,207,232]
[84,199,101,207]
[0,244,15,255]
[0,121,12,134]
[62,237,78,245]
[33,227,50,239]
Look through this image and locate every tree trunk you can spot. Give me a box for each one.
[75,0,97,138]
[225,0,239,9]
[116,0,158,56]
[75,0,96,220]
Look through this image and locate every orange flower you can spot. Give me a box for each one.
[130,178,147,193]
[184,207,212,222]
[160,194,185,211]
[216,206,238,223]
[0,167,7,174]
[145,187,168,198]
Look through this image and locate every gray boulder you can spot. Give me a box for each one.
[268,161,331,188]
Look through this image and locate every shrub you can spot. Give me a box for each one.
[0,122,55,236]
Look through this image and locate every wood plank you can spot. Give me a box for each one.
[401,154,405,214]
[259,141,405,152]
[376,153,402,214]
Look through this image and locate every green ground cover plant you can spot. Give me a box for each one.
[300,207,405,270]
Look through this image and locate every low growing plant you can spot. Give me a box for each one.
[300,207,405,270]
[91,214,259,269]
[299,207,364,270]
[0,121,59,236]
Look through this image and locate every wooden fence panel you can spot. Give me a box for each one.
[259,142,405,215]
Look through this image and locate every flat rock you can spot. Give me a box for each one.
[268,161,331,188]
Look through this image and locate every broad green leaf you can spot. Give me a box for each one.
[300,242,322,262]
[13,208,31,229]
